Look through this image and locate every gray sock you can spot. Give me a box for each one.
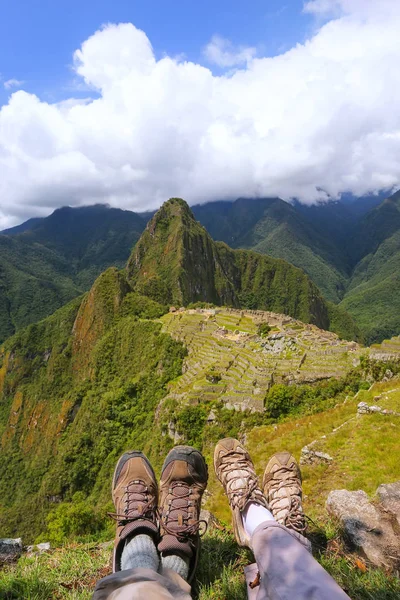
[121,533,160,572]
[161,553,190,581]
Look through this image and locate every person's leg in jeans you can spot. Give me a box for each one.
[214,438,351,600]
[92,446,208,600]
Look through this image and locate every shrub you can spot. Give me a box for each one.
[120,292,168,319]
[258,323,271,337]
[45,492,104,545]
[175,405,207,448]
[205,367,222,383]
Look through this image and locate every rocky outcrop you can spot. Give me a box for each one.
[0,538,22,564]
[326,483,400,570]
[357,402,400,416]
[377,482,400,527]
[300,446,333,465]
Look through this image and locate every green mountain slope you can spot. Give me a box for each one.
[0,205,145,342]
[192,192,400,343]
[339,192,400,343]
[2,377,400,599]
[3,192,398,344]
[192,198,350,303]
[128,198,358,337]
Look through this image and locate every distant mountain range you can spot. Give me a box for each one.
[1,191,398,343]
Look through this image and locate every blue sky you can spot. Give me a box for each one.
[0,0,399,227]
[0,0,311,105]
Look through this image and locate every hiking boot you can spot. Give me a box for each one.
[158,446,208,582]
[111,450,158,572]
[214,438,269,548]
[262,451,306,534]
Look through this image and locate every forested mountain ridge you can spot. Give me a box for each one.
[192,197,351,303]
[126,198,357,337]
[1,191,398,343]
[191,192,400,342]
[0,205,146,342]
[340,191,400,343]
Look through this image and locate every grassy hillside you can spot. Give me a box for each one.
[0,206,399,597]
[2,376,400,599]
[339,195,400,343]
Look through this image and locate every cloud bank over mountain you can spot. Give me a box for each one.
[1,0,400,227]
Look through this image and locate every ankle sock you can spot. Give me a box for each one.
[161,553,190,581]
[121,533,160,572]
[242,501,275,537]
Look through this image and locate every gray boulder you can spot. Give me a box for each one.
[377,481,400,527]
[326,488,400,569]
[0,538,22,563]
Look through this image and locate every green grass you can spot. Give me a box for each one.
[206,379,400,524]
[2,523,400,599]
[0,543,111,599]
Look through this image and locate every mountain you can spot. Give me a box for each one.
[127,198,359,336]
[192,192,400,343]
[1,192,398,344]
[0,197,364,541]
[192,198,351,303]
[339,191,400,343]
[0,205,146,343]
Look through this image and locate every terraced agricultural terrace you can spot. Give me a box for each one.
[161,307,362,412]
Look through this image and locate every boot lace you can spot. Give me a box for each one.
[219,450,261,511]
[269,467,306,534]
[108,479,156,525]
[160,482,207,541]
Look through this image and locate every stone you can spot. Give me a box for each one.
[200,509,216,530]
[377,481,400,527]
[327,488,400,569]
[382,369,394,381]
[0,538,22,563]
[168,421,184,443]
[300,446,333,465]
[26,542,51,555]
[36,542,51,552]
[357,402,400,417]
[207,409,217,423]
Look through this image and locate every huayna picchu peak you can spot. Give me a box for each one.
[126,198,357,339]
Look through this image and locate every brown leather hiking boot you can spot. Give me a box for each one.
[214,438,269,548]
[111,450,158,572]
[158,446,208,582]
[262,451,306,534]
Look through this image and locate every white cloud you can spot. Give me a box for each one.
[1,5,400,228]
[203,35,257,67]
[3,78,25,90]
[304,0,398,17]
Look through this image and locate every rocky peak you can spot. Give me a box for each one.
[126,198,227,307]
